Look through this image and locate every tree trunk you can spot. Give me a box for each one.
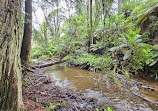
[86,0,90,52]
[102,0,106,27]
[90,0,93,44]
[21,0,32,65]
[57,0,59,38]
[0,0,25,110]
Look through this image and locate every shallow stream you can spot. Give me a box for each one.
[45,63,158,111]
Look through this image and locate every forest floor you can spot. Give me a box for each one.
[22,58,158,111]
[22,62,109,111]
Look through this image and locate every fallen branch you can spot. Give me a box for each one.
[21,65,35,72]
[34,60,66,68]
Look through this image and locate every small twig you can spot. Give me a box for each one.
[79,96,84,104]
[78,96,91,111]
[72,103,79,111]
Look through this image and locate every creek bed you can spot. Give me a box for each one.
[45,63,158,111]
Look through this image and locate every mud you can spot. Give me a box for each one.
[22,68,111,111]
[22,59,158,111]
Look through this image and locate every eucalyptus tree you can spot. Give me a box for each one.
[48,0,65,39]
[65,0,76,18]
[48,8,66,39]
[0,0,25,110]
[34,0,54,46]
[40,0,50,45]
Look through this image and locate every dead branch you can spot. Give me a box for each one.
[21,65,35,72]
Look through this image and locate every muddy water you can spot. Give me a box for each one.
[46,63,158,111]
[135,78,158,104]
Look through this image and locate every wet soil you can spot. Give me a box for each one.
[22,68,111,111]
[22,59,158,111]
[45,63,158,110]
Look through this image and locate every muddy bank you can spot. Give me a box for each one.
[23,59,158,111]
[45,63,158,110]
[22,68,112,111]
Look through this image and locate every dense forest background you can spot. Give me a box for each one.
[31,0,158,79]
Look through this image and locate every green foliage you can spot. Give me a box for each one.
[125,0,158,24]
[46,103,56,111]
[30,46,42,58]
[109,28,152,70]
[70,53,112,72]
[96,107,115,111]
[146,44,158,66]
[90,41,105,52]
[31,0,158,78]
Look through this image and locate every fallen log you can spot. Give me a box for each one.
[34,60,66,68]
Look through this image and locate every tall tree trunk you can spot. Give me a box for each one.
[86,0,90,52]
[57,0,59,37]
[0,0,25,110]
[21,0,32,65]
[102,0,106,27]
[90,0,93,44]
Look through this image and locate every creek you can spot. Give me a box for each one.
[44,63,158,111]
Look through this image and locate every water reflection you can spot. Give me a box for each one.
[46,63,158,111]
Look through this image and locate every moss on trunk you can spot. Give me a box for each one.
[0,0,25,110]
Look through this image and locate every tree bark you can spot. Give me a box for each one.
[21,0,32,65]
[0,0,25,110]
[102,0,106,27]
[90,0,93,44]
[86,0,90,52]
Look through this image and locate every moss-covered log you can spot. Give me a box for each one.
[34,60,66,68]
